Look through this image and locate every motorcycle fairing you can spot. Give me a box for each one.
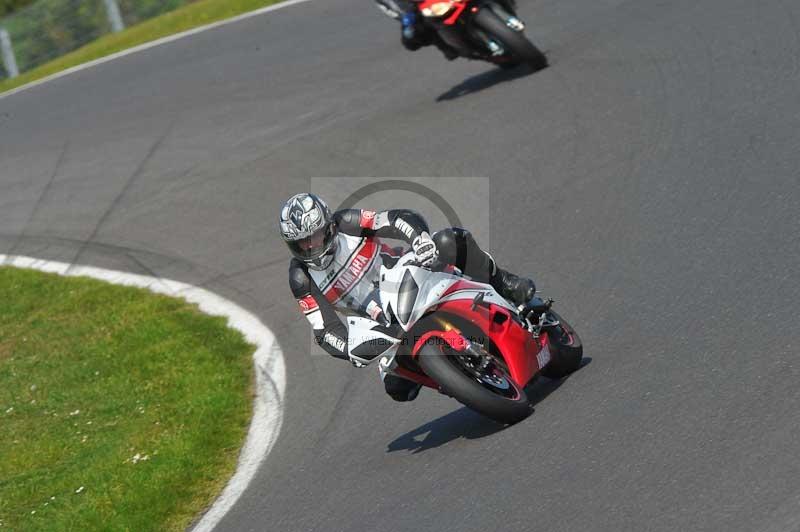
[429,298,551,387]
[416,0,520,26]
[346,316,401,365]
[353,252,552,389]
[378,348,440,389]
[443,3,467,25]
[416,0,468,25]
[380,253,515,331]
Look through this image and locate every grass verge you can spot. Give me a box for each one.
[0,0,288,94]
[0,266,255,531]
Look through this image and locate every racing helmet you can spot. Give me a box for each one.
[279,193,338,270]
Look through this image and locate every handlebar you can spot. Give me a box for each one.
[403,258,447,273]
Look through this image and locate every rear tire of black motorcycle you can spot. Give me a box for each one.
[498,60,522,70]
[472,8,548,71]
[539,312,583,379]
[417,343,533,425]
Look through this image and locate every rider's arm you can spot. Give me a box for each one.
[334,208,430,245]
[289,259,349,360]
[374,0,413,15]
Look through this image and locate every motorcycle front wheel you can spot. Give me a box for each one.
[472,7,548,70]
[417,340,533,424]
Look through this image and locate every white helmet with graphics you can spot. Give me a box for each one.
[279,193,338,270]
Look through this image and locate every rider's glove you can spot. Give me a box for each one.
[412,232,437,267]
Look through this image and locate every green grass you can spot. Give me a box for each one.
[0,267,255,531]
[0,0,286,94]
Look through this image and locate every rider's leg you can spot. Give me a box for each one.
[400,6,454,58]
[400,9,427,51]
[396,3,457,60]
[433,228,536,306]
[384,374,422,402]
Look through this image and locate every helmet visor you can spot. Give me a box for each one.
[287,224,336,261]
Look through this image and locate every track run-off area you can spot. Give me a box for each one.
[1,0,799,530]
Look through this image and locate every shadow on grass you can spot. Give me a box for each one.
[386,357,592,454]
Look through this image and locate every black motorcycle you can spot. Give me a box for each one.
[376,0,548,70]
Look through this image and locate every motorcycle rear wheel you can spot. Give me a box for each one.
[417,341,533,424]
[472,8,548,71]
[539,312,583,379]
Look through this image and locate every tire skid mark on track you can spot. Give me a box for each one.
[7,140,70,256]
[68,122,175,273]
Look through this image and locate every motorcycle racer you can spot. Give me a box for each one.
[374,0,459,60]
[281,192,536,401]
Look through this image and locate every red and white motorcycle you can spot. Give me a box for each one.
[347,252,582,424]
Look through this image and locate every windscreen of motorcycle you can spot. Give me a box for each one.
[380,253,463,330]
[381,253,520,330]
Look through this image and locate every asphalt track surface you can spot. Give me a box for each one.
[2,0,800,530]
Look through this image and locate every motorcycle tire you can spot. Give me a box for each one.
[539,312,583,379]
[472,7,548,71]
[417,341,533,424]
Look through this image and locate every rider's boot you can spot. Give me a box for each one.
[385,374,422,402]
[401,11,424,50]
[490,265,536,307]
[401,11,416,40]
